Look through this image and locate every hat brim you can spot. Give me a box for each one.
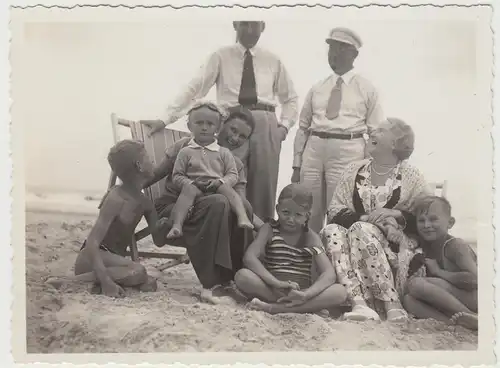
[325,37,357,47]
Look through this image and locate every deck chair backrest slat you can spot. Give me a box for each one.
[129,121,190,201]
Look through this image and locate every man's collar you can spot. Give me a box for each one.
[187,138,220,152]
[235,42,257,56]
[334,69,356,85]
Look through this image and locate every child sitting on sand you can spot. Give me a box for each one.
[403,196,478,330]
[167,101,254,239]
[234,183,347,315]
[47,140,168,297]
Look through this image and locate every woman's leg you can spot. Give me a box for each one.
[217,184,253,229]
[320,224,379,320]
[347,221,405,320]
[167,184,198,239]
[249,284,348,315]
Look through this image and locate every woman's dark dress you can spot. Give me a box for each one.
[153,138,253,289]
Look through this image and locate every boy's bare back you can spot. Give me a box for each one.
[95,185,152,255]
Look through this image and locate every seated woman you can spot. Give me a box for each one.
[320,117,432,322]
[234,183,347,315]
[142,103,261,303]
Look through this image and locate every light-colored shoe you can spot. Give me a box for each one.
[344,304,381,321]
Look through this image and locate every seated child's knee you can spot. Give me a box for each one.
[406,276,427,295]
[234,268,253,287]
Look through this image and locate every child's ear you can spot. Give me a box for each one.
[448,216,456,229]
[135,160,144,173]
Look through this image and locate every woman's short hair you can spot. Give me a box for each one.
[225,105,255,133]
[108,139,145,180]
[386,117,415,161]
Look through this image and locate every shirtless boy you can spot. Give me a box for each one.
[403,196,478,330]
[47,140,168,297]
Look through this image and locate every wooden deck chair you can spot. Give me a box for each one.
[109,113,191,271]
[429,181,448,198]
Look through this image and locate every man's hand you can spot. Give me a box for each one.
[101,280,125,298]
[277,125,288,141]
[291,167,301,183]
[141,120,166,137]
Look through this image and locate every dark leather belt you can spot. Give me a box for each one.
[311,131,364,140]
[240,103,276,113]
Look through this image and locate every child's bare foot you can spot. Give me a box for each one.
[451,312,478,330]
[138,276,158,292]
[238,217,254,230]
[248,298,274,314]
[200,287,237,306]
[166,225,183,239]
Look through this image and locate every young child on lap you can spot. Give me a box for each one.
[403,196,478,330]
[167,101,254,239]
[47,140,169,297]
[234,183,347,315]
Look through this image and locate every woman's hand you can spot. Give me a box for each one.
[277,289,308,307]
[362,208,401,224]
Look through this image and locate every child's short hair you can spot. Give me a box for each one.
[107,139,145,180]
[278,183,313,212]
[414,195,452,217]
[225,105,255,134]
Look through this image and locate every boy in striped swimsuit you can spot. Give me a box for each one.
[234,183,347,315]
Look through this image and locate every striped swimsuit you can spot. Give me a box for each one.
[263,222,324,290]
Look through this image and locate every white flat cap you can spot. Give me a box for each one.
[325,27,363,50]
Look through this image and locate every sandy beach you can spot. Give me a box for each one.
[25,210,478,353]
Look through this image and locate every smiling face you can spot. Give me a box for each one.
[416,201,455,243]
[218,117,253,150]
[366,121,397,158]
[187,106,222,146]
[234,21,265,49]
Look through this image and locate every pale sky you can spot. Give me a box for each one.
[11,6,492,238]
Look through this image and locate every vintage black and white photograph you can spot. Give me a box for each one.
[10,2,495,365]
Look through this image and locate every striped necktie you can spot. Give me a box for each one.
[238,50,258,106]
[325,77,343,120]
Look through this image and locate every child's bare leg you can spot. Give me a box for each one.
[217,184,253,229]
[403,294,449,321]
[47,249,153,290]
[167,184,197,239]
[250,284,347,315]
[234,268,282,302]
[425,277,477,312]
[406,277,472,317]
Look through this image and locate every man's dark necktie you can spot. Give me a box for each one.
[238,50,258,106]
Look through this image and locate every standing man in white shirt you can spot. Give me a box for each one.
[145,21,298,221]
[291,27,385,233]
